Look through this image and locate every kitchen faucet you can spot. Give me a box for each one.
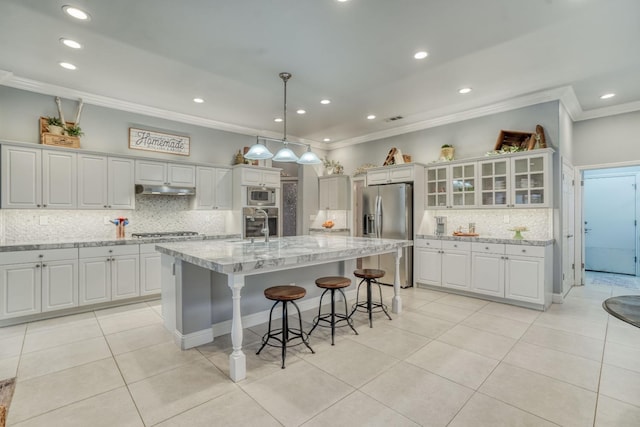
[255,208,270,243]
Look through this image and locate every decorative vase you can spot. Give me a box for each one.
[440,147,454,161]
[513,230,524,239]
[48,124,64,135]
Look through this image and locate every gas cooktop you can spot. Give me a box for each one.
[131,231,199,238]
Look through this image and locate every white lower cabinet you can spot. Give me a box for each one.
[414,240,471,290]
[416,238,551,308]
[140,244,161,296]
[0,249,78,320]
[79,245,140,306]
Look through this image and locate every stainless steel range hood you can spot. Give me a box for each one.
[135,184,196,196]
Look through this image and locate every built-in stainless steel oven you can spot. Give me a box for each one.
[247,186,277,206]
[243,207,278,239]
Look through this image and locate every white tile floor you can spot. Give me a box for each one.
[1,272,640,426]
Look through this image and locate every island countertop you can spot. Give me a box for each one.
[155,235,413,275]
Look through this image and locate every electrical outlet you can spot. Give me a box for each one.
[104,216,112,225]
[39,216,48,225]
[503,215,510,224]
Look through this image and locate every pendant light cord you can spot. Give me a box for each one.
[279,72,291,143]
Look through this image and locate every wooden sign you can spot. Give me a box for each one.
[128,128,190,156]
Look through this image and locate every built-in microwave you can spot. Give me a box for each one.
[247,186,277,206]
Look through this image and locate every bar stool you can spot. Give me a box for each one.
[256,285,314,368]
[350,269,392,327]
[308,276,358,345]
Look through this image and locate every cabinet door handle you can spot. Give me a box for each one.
[38,254,44,258]
[104,205,108,208]
[42,264,46,267]
[522,249,526,253]
[43,204,47,207]
[37,204,41,207]
[485,246,489,250]
[35,264,40,268]
[453,244,458,248]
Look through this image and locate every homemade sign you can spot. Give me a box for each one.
[129,128,190,156]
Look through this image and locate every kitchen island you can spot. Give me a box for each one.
[155,235,413,382]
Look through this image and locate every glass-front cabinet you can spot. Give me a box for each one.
[479,151,550,208]
[425,162,477,209]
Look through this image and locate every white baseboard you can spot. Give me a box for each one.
[174,328,214,350]
[552,293,564,304]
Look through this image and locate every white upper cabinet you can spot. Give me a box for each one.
[425,162,477,209]
[135,160,195,186]
[235,165,280,187]
[367,165,414,185]
[318,175,349,210]
[78,154,135,209]
[193,166,232,210]
[1,145,76,209]
[479,150,551,208]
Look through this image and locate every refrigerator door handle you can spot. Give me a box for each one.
[375,195,382,238]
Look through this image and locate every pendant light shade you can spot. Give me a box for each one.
[244,137,273,160]
[273,143,299,162]
[297,145,322,164]
[248,72,323,165]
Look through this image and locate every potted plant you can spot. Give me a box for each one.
[47,116,65,135]
[440,144,454,161]
[65,125,84,137]
[322,157,343,175]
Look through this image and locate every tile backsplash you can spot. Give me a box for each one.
[418,208,552,240]
[311,210,349,229]
[0,195,231,243]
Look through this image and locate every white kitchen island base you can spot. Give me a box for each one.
[156,236,412,382]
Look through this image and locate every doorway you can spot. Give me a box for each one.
[583,168,638,276]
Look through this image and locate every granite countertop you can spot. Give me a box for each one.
[416,234,554,246]
[156,235,412,274]
[309,228,350,233]
[0,234,240,252]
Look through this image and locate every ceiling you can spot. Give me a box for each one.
[1,0,639,147]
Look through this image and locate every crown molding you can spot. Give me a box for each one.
[327,86,572,150]
[577,100,640,121]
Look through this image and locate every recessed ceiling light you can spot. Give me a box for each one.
[414,51,428,60]
[193,98,204,103]
[323,138,331,142]
[600,93,616,99]
[337,0,349,2]
[458,87,472,94]
[320,99,331,105]
[296,109,306,115]
[62,5,90,20]
[274,117,283,122]
[59,62,77,70]
[367,115,376,120]
[60,38,82,49]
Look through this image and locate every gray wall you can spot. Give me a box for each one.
[573,110,640,167]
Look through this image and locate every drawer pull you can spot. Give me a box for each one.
[522,249,526,253]
[485,246,489,250]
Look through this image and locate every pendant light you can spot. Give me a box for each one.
[297,145,322,164]
[272,72,299,162]
[244,137,273,160]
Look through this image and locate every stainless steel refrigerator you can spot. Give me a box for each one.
[359,183,413,287]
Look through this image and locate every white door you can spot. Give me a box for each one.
[42,260,78,311]
[471,252,504,297]
[505,256,543,304]
[78,154,108,209]
[584,175,636,274]
[195,167,215,209]
[441,250,470,290]
[42,150,77,208]
[416,249,441,286]
[215,168,232,209]
[109,157,135,209]
[140,253,161,295]
[562,163,576,295]
[0,263,41,319]
[1,145,41,208]
[79,258,111,305]
[111,255,139,300]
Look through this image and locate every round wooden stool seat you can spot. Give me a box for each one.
[315,276,351,289]
[354,269,385,280]
[264,285,306,301]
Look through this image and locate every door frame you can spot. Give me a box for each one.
[575,160,640,284]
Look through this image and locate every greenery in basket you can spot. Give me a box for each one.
[47,116,63,127]
[65,125,84,137]
[441,144,453,148]
[322,157,343,173]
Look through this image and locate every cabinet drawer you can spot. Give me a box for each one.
[505,244,545,258]
[389,167,413,182]
[415,239,442,249]
[139,243,158,254]
[442,240,471,251]
[80,245,140,258]
[472,242,505,255]
[0,248,78,265]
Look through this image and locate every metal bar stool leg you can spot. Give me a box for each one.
[256,300,278,355]
[292,300,314,354]
[309,288,329,336]
[376,279,392,320]
[367,279,374,327]
[349,278,366,318]
[339,287,359,335]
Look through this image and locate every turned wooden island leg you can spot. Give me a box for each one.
[392,247,403,314]
[227,274,246,382]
